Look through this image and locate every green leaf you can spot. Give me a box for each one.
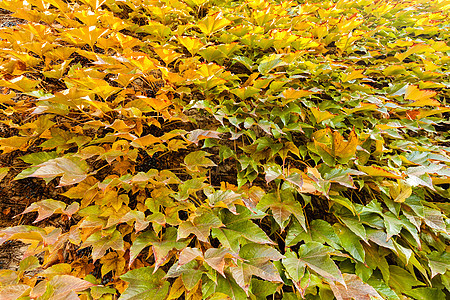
[282,250,306,291]
[257,190,306,231]
[383,212,404,240]
[183,151,217,173]
[249,278,278,299]
[80,229,124,262]
[213,208,274,251]
[120,267,170,300]
[310,219,341,250]
[178,210,223,242]
[334,224,365,263]
[389,265,425,293]
[215,271,247,299]
[339,216,367,242]
[295,242,344,285]
[258,54,286,75]
[405,287,446,300]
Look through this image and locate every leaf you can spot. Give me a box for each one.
[177,36,204,56]
[198,12,232,35]
[258,54,286,75]
[212,208,274,252]
[334,224,365,263]
[295,242,344,285]
[178,210,223,242]
[341,70,365,82]
[426,251,450,278]
[404,85,439,107]
[282,250,306,292]
[0,285,30,300]
[80,229,124,262]
[356,164,403,179]
[0,75,40,92]
[339,216,367,242]
[31,275,94,300]
[19,199,67,223]
[153,47,183,65]
[215,271,247,300]
[204,247,233,276]
[249,278,278,299]
[120,267,170,300]
[178,247,203,267]
[388,265,425,293]
[257,190,306,231]
[183,151,217,173]
[311,107,337,123]
[329,273,382,300]
[186,129,221,145]
[100,251,126,277]
[230,244,283,294]
[16,156,89,186]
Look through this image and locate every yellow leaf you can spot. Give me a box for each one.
[281,88,314,99]
[131,134,162,148]
[198,12,232,35]
[0,75,40,92]
[310,107,337,123]
[167,277,186,300]
[332,129,359,162]
[100,251,126,277]
[177,36,205,56]
[405,85,439,107]
[154,47,183,65]
[357,165,403,179]
[389,180,412,203]
[341,69,365,82]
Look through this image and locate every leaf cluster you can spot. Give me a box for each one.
[0,0,449,299]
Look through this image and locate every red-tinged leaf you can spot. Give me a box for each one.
[0,225,46,244]
[330,273,382,300]
[120,211,150,232]
[204,247,235,276]
[19,199,67,223]
[178,247,203,266]
[230,259,282,294]
[0,284,30,300]
[16,156,89,186]
[186,129,221,145]
[30,275,94,300]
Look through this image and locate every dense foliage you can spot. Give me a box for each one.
[0,0,449,299]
